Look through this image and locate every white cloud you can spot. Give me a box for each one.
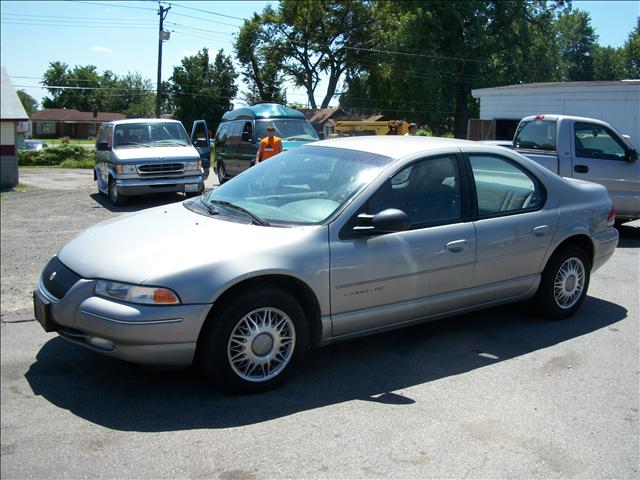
[90,46,112,54]
[181,49,199,57]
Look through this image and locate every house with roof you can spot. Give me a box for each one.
[31,108,126,139]
[1,66,29,189]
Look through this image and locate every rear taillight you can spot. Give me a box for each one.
[607,206,616,227]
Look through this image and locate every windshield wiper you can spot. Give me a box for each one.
[209,200,270,226]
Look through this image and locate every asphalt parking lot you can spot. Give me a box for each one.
[1,167,639,479]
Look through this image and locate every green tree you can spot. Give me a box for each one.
[622,17,640,78]
[17,90,39,116]
[40,62,155,115]
[235,12,287,105]
[169,48,238,132]
[592,46,624,80]
[111,72,155,118]
[555,10,598,81]
[254,0,376,108]
[340,0,569,138]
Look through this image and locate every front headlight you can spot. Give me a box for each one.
[95,280,181,305]
[115,164,137,174]
[185,161,201,171]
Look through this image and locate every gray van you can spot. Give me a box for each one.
[214,103,319,183]
[95,119,210,206]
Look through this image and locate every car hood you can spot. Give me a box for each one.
[114,146,199,161]
[58,201,320,285]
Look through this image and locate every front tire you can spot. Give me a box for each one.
[217,160,227,184]
[198,287,309,393]
[534,245,590,319]
[109,176,127,206]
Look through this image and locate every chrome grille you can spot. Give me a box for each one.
[138,163,185,175]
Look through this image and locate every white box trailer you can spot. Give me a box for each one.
[469,80,640,149]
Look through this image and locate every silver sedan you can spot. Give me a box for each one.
[33,136,618,393]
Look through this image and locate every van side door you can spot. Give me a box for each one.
[190,120,211,179]
[225,121,244,176]
[237,121,256,174]
[571,121,640,219]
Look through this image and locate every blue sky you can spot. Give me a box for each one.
[1,0,638,109]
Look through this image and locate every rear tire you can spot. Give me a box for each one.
[109,176,127,206]
[534,245,590,319]
[198,286,309,393]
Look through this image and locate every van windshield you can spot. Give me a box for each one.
[513,119,557,151]
[114,122,191,148]
[255,119,319,142]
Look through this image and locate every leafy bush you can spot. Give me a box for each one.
[59,158,94,169]
[18,145,94,168]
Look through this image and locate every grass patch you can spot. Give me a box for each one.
[59,158,94,169]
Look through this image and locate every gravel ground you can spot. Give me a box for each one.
[1,167,639,479]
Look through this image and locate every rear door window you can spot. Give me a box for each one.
[469,154,544,216]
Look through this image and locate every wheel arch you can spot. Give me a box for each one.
[547,234,595,269]
[196,274,324,351]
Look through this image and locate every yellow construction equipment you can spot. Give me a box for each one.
[334,120,409,137]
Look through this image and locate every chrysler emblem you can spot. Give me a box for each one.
[49,271,57,281]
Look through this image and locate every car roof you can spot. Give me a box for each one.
[306,135,480,160]
[106,119,183,126]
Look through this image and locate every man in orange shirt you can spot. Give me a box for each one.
[255,125,283,164]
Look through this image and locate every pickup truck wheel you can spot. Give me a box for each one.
[109,177,127,206]
[534,245,590,319]
[198,287,308,393]
[217,160,227,184]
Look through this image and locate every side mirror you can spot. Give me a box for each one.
[193,138,209,148]
[241,132,252,142]
[626,148,638,162]
[353,208,411,234]
[97,142,110,151]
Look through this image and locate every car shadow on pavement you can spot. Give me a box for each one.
[89,192,189,213]
[617,223,640,249]
[25,296,627,432]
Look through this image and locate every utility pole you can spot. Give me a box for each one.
[155,4,171,118]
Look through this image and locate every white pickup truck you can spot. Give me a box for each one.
[512,114,640,222]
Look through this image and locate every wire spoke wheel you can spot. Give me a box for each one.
[553,257,586,309]
[227,307,296,383]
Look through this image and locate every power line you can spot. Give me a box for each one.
[1,20,155,29]
[164,2,246,23]
[70,1,157,11]
[2,12,155,23]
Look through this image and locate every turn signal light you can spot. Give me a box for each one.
[153,289,180,304]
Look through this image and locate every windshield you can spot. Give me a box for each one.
[255,119,319,142]
[513,119,557,151]
[114,122,191,148]
[205,145,391,225]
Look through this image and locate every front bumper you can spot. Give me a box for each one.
[35,277,211,366]
[116,175,204,196]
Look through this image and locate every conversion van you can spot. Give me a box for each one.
[95,119,209,206]
[214,103,319,183]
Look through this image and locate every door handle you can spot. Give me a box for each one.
[446,239,468,252]
[574,165,589,173]
[532,225,549,236]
